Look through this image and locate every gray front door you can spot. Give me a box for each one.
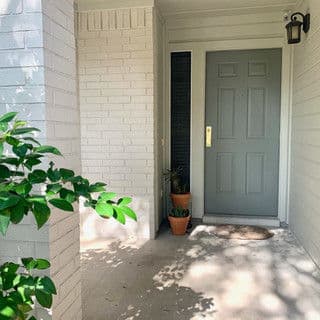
[205,49,281,216]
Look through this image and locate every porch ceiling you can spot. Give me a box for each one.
[77,0,297,16]
[157,0,297,16]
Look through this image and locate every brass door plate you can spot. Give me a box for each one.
[206,126,212,147]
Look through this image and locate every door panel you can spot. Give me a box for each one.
[205,49,281,216]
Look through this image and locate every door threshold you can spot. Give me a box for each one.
[203,214,280,227]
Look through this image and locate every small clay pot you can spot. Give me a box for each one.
[171,192,191,209]
[168,215,190,236]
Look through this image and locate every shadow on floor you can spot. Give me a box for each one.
[81,223,320,320]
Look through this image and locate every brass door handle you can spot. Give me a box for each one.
[206,126,212,147]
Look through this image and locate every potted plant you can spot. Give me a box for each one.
[164,167,191,209]
[168,207,190,235]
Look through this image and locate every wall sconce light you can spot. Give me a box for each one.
[286,12,310,44]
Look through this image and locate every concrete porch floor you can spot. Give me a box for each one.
[81,224,320,320]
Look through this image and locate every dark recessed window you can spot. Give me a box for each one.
[170,52,191,191]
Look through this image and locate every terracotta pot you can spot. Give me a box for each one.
[171,192,191,209]
[168,215,190,236]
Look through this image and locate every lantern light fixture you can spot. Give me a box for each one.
[286,12,310,44]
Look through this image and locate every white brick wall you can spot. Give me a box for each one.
[42,0,81,319]
[0,0,47,268]
[289,0,320,267]
[0,0,81,319]
[78,7,161,240]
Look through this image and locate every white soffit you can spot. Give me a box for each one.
[157,0,297,16]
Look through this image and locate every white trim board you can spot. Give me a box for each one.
[77,0,154,11]
[166,37,293,224]
[203,214,280,227]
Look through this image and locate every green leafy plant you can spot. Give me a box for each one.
[169,207,189,218]
[163,167,188,194]
[0,112,137,320]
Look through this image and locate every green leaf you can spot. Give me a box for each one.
[0,157,19,166]
[95,202,113,218]
[59,168,74,180]
[59,188,76,203]
[16,181,32,195]
[0,112,17,123]
[49,198,73,212]
[121,206,137,221]
[10,201,26,224]
[37,276,56,294]
[0,165,11,179]
[13,144,28,157]
[46,183,62,195]
[11,127,40,135]
[25,153,43,159]
[0,144,3,157]
[73,180,90,197]
[35,145,62,156]
[99,192,116,202]
[35,289,52,308]
[0,213,10,235]
[23,137,41,146]
[13,120,27,128]
[21,258,37,270]
[114,207,126,224]
[6,136,20,146]
[25,158,41,170]
[47,167,61,182]
[118,197,132,206]
[0,122,8,131]
[33,202,50,229]
[0,304,16,319]
[10,170,24,177]
[2,262,20,274]
[0,195,20,210]
[27,196,46,204]
[35,259,50,270]
[28,317,37,320]
[28,170,47,184]
[89,182,106,192]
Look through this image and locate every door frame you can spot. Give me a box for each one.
[166,38,293,223]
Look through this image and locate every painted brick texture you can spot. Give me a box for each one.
[42,0,81,319]
[0,0,81,319]
[78,8,158,239]
[0,0,47,268]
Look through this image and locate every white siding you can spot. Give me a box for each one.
[289,0,320,266]
[166,11,285,44]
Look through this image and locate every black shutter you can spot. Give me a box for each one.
[171,52,191,190]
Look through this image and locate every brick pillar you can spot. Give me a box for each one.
[0,0,81,319]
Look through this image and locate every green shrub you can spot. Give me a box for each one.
[0,112,137,320]
[169,207,189,218]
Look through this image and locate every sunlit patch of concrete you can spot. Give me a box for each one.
[82,225,320,320]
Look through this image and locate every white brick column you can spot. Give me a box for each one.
[78,7,161,240]
[0,0,81,319]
